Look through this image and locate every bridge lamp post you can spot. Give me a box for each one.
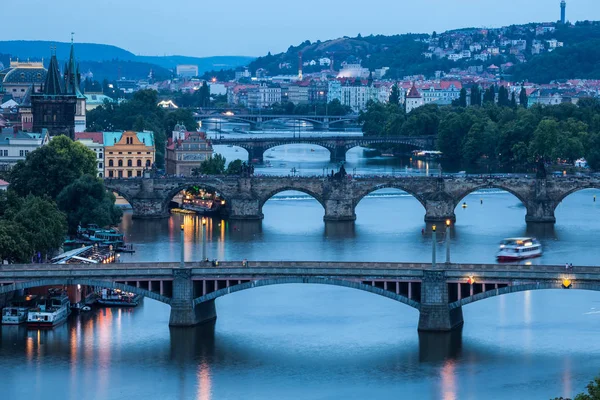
[432,225,437,268]
[180,224,185,268]
[445,219,451,264]
[202,217,207,262]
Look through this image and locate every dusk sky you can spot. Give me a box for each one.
[3,0,599,57]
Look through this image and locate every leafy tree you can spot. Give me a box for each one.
[163,109,197,134]
[9,136,96,199]
[11,195,67,260]
[529,119,561,161]
[553,374,600,400]
[389,84,401,105]
[226,159,244,175]
[0,220,33,263]
[498,86,510,107]
[56,175,123,234]
[195,154,226,175]
[519,86,528,108]
[510,92,518,109]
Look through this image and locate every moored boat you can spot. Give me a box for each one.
[2,307,29,325]
[96,289,139,307]
[497,237,542,261]
[27,289,71,329]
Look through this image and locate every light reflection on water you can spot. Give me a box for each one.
[1,185,600,399]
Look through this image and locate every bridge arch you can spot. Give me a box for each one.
[555,186,600,205]
[259,187,326,212]
[452,184,529,208]
[353,184,427,210]
[161,181,234,216]
[449,281,600,309]
[0,278,172,304]
[104,185,135,207]
[192,277,420,309]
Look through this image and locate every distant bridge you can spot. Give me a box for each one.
[194,113,359,130]
[1,261,597,331]
[211,135,435,162]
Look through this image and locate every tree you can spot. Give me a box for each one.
[498,86,510,107]
[0,220,33,263]
[520,86,528,108]
[510,92,518,109]
[195,154,226,175]
[198,81,210,107]
[470,86,481,107]
[163,109,197,134]
[529,119,560,161]
[458,88,467,107]
[389,84,401,105]
[56,175,123,234]
[226,159,244,175]
[9,136,97,199]
[553,375,600,400]
[11,195,67,260]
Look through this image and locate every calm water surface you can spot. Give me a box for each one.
[2,148,600,399]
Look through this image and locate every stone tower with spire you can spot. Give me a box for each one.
[31,38,86,138]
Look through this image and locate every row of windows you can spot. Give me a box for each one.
[108,151,152,155]
[107,170,143,178]
[107,159,151,167]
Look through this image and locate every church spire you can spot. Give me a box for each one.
[65,34,84,98]
[42,47,64,95]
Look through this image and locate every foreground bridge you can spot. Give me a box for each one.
[0,262,598,331]
[194,113,359,131]
[211,136,435,162]
[105,175,600,224]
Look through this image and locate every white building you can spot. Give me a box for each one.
[176,65,199,78]
[0,128,49,171]
[337,63,370,79]
[247,83,282,108]
[74,132,105,177]
[405,85,424,113]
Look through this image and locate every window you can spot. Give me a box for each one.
[128,152,132,154]
[19,150,24,157]
[98,172,103,178]
[109,152,113,154]
[2,150,7,157]
[109,160,114,167]
[127,159,132,167]
[98,153,102,159]
[109,170,114,178]
[137,171,142,177]
[118,152,122,154]
[127,170,133,177]
[99,163,103,169]
[146,159,151,167]
[137,159,142,167]
[118,170,123,178]
[118,160,123,167]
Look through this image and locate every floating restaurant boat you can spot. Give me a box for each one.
[27,289,71,329]
[1,295,38,325]
[96,289,139,307]
[496,237,542,261]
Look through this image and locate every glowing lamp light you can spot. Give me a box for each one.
[445,219,451,227]
[467,276,475,285]
[432,225,436,232]
[562,278,572,289]
[202,217,207,226]
[221,200,226,205]
[180,224,184,231]
[462,202,468,209]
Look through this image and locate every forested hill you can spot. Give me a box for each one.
[246,21,600,83]
[0,41,253,80]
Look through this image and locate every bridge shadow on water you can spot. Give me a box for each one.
[324,221,356,239]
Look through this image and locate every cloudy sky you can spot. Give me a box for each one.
[3,0,598,57]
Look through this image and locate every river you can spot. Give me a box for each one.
[1,145,600,399]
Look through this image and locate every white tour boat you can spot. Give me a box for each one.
[27,289,71,329]
[497,237,542,261]
[2,307,29,324]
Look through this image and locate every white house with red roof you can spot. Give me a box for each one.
[405,84,424,113]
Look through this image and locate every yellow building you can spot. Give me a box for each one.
[103,131,155,178]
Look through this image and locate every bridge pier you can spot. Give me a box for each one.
[330,145,347,163]
[248,146,265,164]
[324,199,356,221]
[525,200,557,224]
[132,199,169,219]
[169,269,217,327]
[228,198,263,220]
[418,271,463,332]
[423,198,456,224]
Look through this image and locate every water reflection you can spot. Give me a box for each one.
[324,221,356,239]
[418,329,463,363]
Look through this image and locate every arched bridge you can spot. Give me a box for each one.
[104,175,600,224]
[211,135,435,162]
[1,261,598,331]
[194,113,359,130]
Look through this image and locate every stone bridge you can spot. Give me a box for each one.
[104,175,600,224]
[211,136,435,162]
[0,261,598,331]
[194,113,359,131]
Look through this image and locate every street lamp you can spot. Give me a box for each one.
[180,223,185,268]
[432,224,437,268]
[201,217,207,262]
[445,219,451,264]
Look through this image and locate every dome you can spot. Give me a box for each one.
[3,67,47,84]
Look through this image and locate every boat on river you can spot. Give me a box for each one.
[27,289,71,329]
[1,295,38,324]
[497,237,542,261]
[97,289,139,307]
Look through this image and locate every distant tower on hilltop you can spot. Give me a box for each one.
[560,0,566,24]
[298,52,303,81]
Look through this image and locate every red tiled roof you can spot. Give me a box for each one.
[406,85,421,98]
[0,179,8,186]
[75,132,104,144]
